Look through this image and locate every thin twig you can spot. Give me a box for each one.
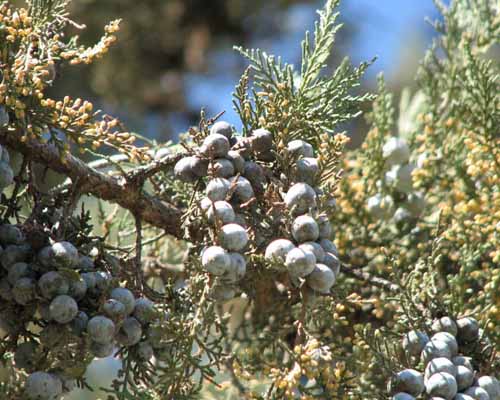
[341,263,401,292]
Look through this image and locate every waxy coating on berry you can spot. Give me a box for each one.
[287,140,314,158]
[25,371,63,400]
[285,183,317,214]
[200,134,230,158]
[219,223,248,251]
[201,246,231,275]
[49,294,78,324]
[425,372,457,400]
[291,215,319,243]
[391,369,425,397]
[285,248,316,278]
[306,263,336,293]
[51,241,79,269]
[210,121,233,139]
[87,316,116,344]
[110,287,136,315]
[206,178,230,201]
[265,239,296,262]
[206,201,235,225]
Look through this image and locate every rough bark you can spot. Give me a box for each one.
[0,129,184,238]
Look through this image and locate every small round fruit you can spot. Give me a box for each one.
[210,121,233,139]
[425,372,457,400]
[219,224,248,251]
[68,278,87,300]
[90,341,114,358]
[226,150,245,174]
[78,254,95,271]
[0,224,24,244]
[225,253,246,283]
[421,340,453,364]
[431,332,458,356]
[201,246,231,275]
[25,371,63,400]
[87,316,116,344]
[265,239,295,262]
[431,317,458,336]
[317,215,333,239]
[285,183,317,214]
[392,394,415,400]
[116,317,142,346]
[51,241,79,268]
[323,252,340,276]
[110,287,136,315]
[456,365,474,391]
[463,386,491,400]
[95,271,113,292]
[295,157,319,184]
[285,248,316,278]
[206,178,230,201]
[212,158,235,178]
[477,376,500,400]
[456,317,479,343]
[299,242,325,263]
[392,369,425,397]
[229,176,255,202]
[49,295,78,324]
[425,358,457,380]
[454,394,475,400]
[292,215,319,243]
[71,311,89,336]
[103,299,127,319]
[8,262,32,285]
[382,137,410,166]
[251,128,273,153]
[12,277,35,305]
[319,239,338,256]
[201,134,230,158]
[133,298,156,324]
[206,201,235,225]
[306,264,336,293]
[174,156,208,182]
[243,161,265,188]
[402,330,429,357]
[287,140,314,158]
[81,272,97,290]
[174,157,197,182]
[75,255,94,272]
[452,356,473,370]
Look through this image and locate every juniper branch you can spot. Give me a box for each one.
[340,264,401,292]
[0,128,183,238]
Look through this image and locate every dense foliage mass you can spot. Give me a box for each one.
[0,0,498,399]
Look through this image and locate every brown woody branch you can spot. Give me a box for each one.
[0,128,184,238]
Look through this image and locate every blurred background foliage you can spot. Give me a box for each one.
[13,0,439,146]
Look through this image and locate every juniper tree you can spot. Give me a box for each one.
[0,0,498,399]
